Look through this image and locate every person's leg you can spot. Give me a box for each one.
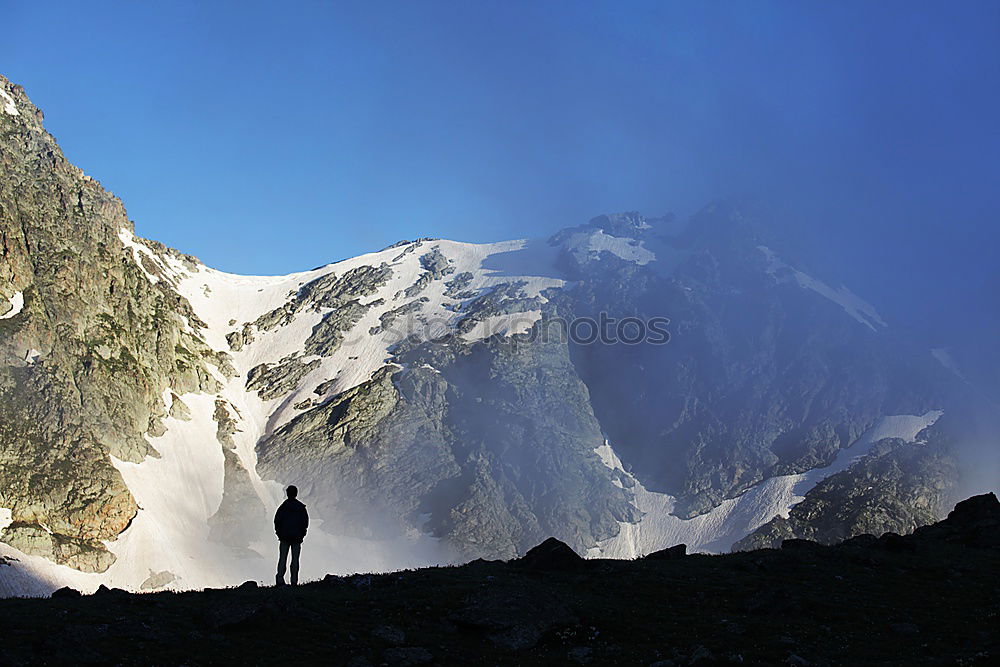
[290,542,301,585]
[276,540,289,585]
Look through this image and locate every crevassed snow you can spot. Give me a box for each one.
[588,410,943,559]
[1,291,24,319]
[0,89,18,116]
[758,246,887,331]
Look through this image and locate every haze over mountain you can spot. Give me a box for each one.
[2,76,996,597]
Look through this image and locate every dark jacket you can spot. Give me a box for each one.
[274,498,309,544]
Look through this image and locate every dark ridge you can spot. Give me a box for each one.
[0,495,996,665]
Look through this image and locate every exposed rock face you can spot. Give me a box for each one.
[733,421,959,550]
[0,75,227,571]
[247,356,321,400]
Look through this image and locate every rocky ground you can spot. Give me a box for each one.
[0,493,996,666]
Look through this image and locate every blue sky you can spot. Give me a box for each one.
[4,1,1000,337]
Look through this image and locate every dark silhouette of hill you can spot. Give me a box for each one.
[1,494,996,665]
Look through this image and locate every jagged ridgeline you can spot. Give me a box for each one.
[0,75,981,596]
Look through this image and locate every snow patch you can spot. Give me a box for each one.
[0,89,18,116]
[589,410,943,558]
[117,229,164,284]
[1,291,24,319]
[565,230,656,265]
[931,347,965,380]
[460,310,542,341]
[758,246,887,331]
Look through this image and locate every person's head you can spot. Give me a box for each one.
[286,485,298,499]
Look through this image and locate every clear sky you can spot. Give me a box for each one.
[4,1,999,339]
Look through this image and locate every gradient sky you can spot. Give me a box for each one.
[4,1,999,340]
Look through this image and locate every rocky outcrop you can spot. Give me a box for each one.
[0,75,228,571]
[733,422,959,550]
[246,355,321,400]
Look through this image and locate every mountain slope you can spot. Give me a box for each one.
[0,75,982,596]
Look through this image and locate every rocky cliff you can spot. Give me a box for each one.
[0,75,228,573]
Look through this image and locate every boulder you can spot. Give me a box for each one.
[517,538,584,571]
[877,533,914,552]
[947,492,999,526]
[50,586,82,599]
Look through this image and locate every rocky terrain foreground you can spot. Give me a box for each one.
[0,493,996,666]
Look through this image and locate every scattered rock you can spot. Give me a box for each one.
[688,645,715,663]
[448,587,578,651]
[890,622,920,636]
[744,588,796,614]
[382,646,433,666]
[211,603,263,629]
[372,625,406,645]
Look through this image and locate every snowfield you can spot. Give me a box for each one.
[563,228,657,265]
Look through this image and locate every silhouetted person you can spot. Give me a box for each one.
[274,485,308,586]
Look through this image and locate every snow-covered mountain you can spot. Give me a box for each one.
[0,75,980,596]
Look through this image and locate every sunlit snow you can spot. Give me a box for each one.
[0,291,24,319]
[0,88,18,116]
